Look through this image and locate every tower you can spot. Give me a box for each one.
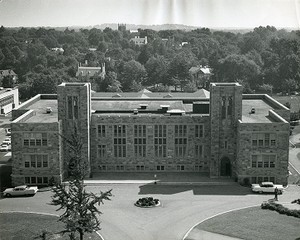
[209,83,242,178]
[57,83,92,178]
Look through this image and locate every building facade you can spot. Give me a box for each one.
[11,82,290,186]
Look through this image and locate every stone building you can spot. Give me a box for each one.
[10,82,290,186]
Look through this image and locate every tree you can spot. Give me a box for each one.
[121,60,147,91]
[2,75,15,88]
[51,128,112,240]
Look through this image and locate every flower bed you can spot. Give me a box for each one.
[291,198,300,205]
[135,197,160,208]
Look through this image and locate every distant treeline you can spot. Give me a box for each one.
[0,25,299,99]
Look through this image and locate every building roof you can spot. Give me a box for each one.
[92,89,210,99]
[189,66,211,75]
[76,66,103,77]
[241,99,275,123]
[0,69,17,77]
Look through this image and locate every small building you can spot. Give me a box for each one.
[76,62,105,80]
[10,82,290,186]
[0,87,19,115]
[130,36,148,45]
[0,69,18,82]
[189,66,212,89]
[51,48,64,53]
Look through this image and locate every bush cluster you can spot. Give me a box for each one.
[135,197,159,207]
[291,199,300,205]
[261,202,300,218]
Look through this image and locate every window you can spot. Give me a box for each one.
[251,176,276,184]
[23,133,48,147]
[67,96,79,119]
[224,141,228,149]
[98,165,107,171]
[115,165,124,171]
[195,145,203,158]
[98,145,106,158]
[251,154,276,168]
[195,125,204,138]
[252,133,276,147]
[227,96,233,116]
[134,125,146,158]
[113,125,126,158]
[136,165,145,171]
[177,165,185,171]
[195,165,203,171]
[24,154,48,168]
[154,125,167,157]
[97,125,106,138]
[175,125,187,157]
[156,165,165,171]
[222,97,226,119]
[25,176,49,185]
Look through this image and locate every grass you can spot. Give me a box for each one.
[196,206,300,240]
[0,212,101,240]
[273,95,300,112]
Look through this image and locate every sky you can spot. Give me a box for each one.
[0,0,299,29]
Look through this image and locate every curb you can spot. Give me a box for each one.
[81,181,237,186]
[182,204,259,240]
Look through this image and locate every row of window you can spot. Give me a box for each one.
[251,176,275,184]
[25,176,49,185]
[97,164,207,171]
[251,155,276,168]
[252,133,276,147]
[98,144,204,158]
[23,133,48,147]
[97,125,205,138]
[24,154,48,168]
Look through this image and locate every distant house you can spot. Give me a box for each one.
[76,62,106,80]
[0,69,18,82]
[130,36,148,45]
[0,87,19,115]
[51,47,64,53]
[189,66,212,89]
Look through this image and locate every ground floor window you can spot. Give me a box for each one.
[98,165,107,171]
[177,165,185,171]
[24,176,49,185]
[251,176,275,184]
[195,165,203,171]
[136,165,145,171]
[156,165,165,171]
[115,165,124,171]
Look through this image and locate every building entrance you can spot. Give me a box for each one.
[220,157,231,176]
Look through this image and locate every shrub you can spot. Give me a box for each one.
[261,202,300,218]
[135,197,160,208]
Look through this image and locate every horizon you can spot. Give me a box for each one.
[0,0,299,29]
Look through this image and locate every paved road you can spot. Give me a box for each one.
[1,183,299,240]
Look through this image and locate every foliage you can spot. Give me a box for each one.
[261,201,300,218]
[51,127,112,240]
[135,197,160,207]
[0,26,300,94]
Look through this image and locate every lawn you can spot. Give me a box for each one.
[273,95,300,112]
[195,206,300,240]
[0,212,101,240]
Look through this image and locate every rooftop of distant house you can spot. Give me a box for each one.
[0,69,17,77]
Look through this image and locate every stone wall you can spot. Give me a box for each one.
[90,114,211,172]
[236,120,289,185]
[11,122,62,186]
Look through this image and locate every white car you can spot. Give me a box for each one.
[2,137,11,145]
[3,185,38,197]
[251,182,284,194]
[0,143,9,152]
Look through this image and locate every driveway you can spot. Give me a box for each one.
[1,183,299,240]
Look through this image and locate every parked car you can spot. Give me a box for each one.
[3,185,38,197]
[251,182,284,194]
[0,143,9,152]
[5,128,11,136]
[2,137,11,145]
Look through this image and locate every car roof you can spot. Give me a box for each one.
[16,185,27,188]
[261,182,273,185]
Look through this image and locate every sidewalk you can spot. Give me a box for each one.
[83,172,237,185]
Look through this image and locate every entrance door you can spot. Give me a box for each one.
[220,157,231,176]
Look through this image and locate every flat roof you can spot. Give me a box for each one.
[22,99,58,123]
[242,99,274,123]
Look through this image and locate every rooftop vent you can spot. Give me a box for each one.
[167,109,185,116]
[133,109,138,115]
[160,105,170,113]
[46,107,52,114]
[139,104,148,109]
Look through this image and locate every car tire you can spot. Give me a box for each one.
[6,193,11,197]
[259,191,263,194]
[278,190,282,194]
